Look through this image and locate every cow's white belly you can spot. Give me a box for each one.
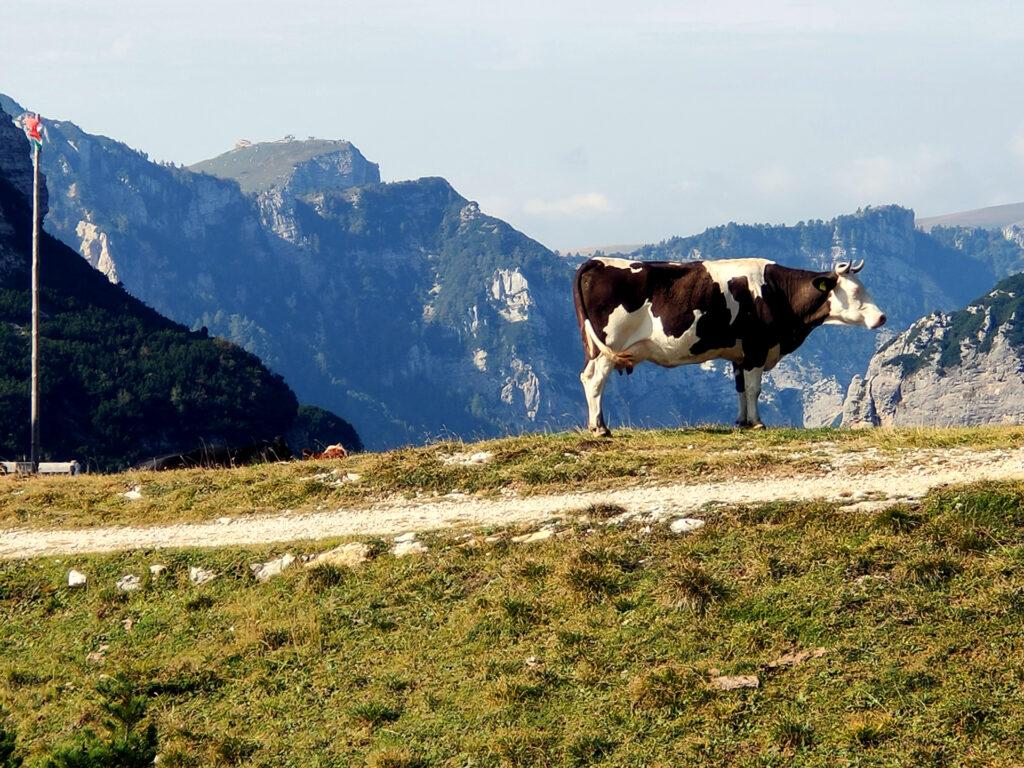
[602,302,744,367]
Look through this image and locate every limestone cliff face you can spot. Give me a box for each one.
[843,276,1024,427]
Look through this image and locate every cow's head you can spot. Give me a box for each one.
[819,260,886,329]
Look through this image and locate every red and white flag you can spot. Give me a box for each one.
[20,113,44,150]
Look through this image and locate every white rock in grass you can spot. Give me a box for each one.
[307,543,369,569]
[86,644,109,664]
[121,486,143,501]
[392,540,428,557]
[441,450,494,467]
[67,569,87,588]
[116,574,141,592]
[710,674,759,691]
[149,564,167,578]
[512,528,555,544]
[189,566,217,585]
[343,473,362,483]
[669,518,706,534]
[394,531,418,543]
[250,553,296,582]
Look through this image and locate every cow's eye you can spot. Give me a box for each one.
[814,279,830,293]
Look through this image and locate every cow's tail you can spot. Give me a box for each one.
[584,319,634,367]
[574,261,634,368]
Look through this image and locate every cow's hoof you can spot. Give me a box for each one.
[750,422,766,430]
[734,419,749,429]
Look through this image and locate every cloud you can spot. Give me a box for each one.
[753,164,797,196]
[835,145,957,204]
[109,34,135,60]
[523,192,613,218]
[1011,124,1024,162]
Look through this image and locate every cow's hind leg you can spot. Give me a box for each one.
[743,367,765,429]
[581,355,615,436]
[733,363,748,427]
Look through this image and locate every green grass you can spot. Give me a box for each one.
[3,425,1024,532]
[5,481,1024,765]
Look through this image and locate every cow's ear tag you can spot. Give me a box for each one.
[815,279,831,293]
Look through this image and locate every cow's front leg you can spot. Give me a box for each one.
[580,355,615,436]
[743,367,765,429]
[733,363,748,427]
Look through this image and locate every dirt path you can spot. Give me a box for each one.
[3,447,1023,559]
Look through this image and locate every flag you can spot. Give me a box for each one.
[20,113,44,150]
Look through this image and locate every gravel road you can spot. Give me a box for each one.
[3,446,1022,559]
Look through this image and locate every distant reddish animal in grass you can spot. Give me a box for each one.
[302,443,348,460]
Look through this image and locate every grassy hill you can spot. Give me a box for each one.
[4,427,1024,766]
[189,139,379,194]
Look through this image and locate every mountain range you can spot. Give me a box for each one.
[5,91,1024,445]
[0,101,360,469]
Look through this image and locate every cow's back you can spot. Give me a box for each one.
[575,257,707,337]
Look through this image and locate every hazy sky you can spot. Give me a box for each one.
[3,1,1024,250]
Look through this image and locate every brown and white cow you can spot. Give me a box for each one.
[572,257,886,435]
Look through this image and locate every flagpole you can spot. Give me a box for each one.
[30,140,40,472]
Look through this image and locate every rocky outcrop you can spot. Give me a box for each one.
[843,276,1024,427]
[490,268,531,322]
[191,139,380,244]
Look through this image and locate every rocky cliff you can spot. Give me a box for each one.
[191,139,380,243]
[843,274,1024,427]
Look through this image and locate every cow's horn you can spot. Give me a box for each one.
[850,259,865,273]
[835,261,851,275]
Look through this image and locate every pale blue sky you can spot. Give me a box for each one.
[3,1,1024,249]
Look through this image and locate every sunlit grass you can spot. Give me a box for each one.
[4,481,1024,764]
[2,425,1022,532]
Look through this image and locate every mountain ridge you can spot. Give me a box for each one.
[916,201,1024,232]
[8,91,1024,446]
